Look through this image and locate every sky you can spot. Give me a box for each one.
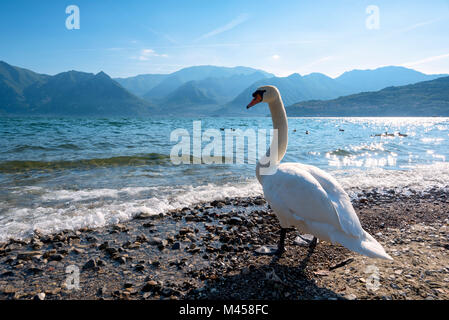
[1,0,449,78]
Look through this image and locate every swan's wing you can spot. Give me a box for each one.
[296,163,364,237]
[262,164,344,233]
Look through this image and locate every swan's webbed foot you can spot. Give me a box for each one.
[255,245,282,256]
[255,228,287,256]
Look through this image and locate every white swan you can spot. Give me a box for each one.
[247,85,392,260]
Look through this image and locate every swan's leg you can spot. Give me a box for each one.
[276,228,287,255]
[254,228,288,256]
[308,237,317,252]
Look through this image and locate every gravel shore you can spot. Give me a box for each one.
[0,188,448,300]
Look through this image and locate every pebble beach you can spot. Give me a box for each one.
[0,188,448,300]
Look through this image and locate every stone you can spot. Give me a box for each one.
[16,251,42,260]
[34,292,46,300]
[83,258,97,270]
[142,280,160,292]
[148,237,163,246]
[48,254,64,261]
[135,212,152,219]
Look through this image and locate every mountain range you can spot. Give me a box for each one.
[1,60,448,117]
[0,61,153,116]
[287,76,449,117]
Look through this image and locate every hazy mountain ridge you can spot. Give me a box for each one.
[140,66,273,103]
[0,62,154,116]
[218,66,447,116]
[286,76,449,117]
[334,66,446,93]
[1,60,448,117]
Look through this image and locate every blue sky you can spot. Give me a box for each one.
[1,0,449,78]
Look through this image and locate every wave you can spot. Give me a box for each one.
[0,180,263,242]
[0,153,172,173]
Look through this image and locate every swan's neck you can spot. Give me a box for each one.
[256,94,288,182]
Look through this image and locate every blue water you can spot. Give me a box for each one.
[1,117,448,241]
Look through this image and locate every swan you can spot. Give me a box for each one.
[246,85,392,260]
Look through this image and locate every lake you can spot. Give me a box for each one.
[1,116,448,241]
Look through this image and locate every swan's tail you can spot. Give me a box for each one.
[332,230,393,260]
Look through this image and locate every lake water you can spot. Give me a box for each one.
[1,116,448,241]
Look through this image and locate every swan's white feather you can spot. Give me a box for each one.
[262,162,392,260]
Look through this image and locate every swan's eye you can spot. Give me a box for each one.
[252,89,266,99]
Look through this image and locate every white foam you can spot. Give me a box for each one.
[0,181,262,242]
[334,162,449,197]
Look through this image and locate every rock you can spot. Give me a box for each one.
[116,256,127,264]
[314,270,330,276]
[151,260,160,268]
[171,242,181,250]
[2,285,17,294]
[48,254,64,261]
[70,247,84,255]
[16,251,42,260]
[345,294,357,300]
[97,286,107,296]
[228,217,243,225]
[142,280,160,292]
[0,271,15,278]
[105,247,118,256]
[26,267,44,275]
[134,264,145,271]
[179,228,194,236]
[329,258,354,270]
[83,258,97,270]
[293,234,318,247]
[148,237,163,246]
[135,212,153,219]
[113,224,128,232]
[143,222,155,228]
[34,292,46,300]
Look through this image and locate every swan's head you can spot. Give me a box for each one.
[246,85,279,109]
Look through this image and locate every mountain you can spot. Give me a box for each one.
[286,76,449,117]
[216,66,448,116]
[163,81,217,106]
[114,74,169,96]
[2,61,448,117]
[0,61,154,116]
[142,65,273,101]
[0,61,49,110]
[335,66,446,93]
[217,73,350,116]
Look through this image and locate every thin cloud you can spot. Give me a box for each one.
[402,53,449,67]
[135,49,168,61]
[303,56,335,69]
[397,18,443,34]
[196,13,249,41]
[384,17,445,39]
[146,27,178,44]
